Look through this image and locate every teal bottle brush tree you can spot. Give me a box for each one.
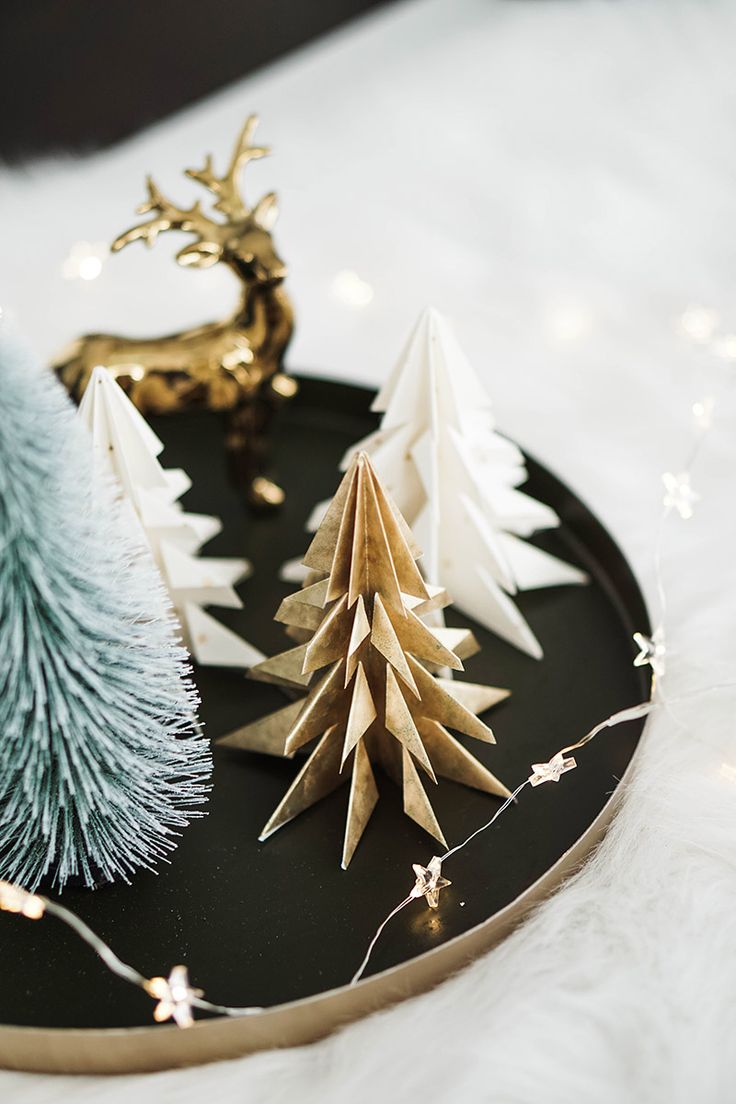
[0,335,211,891]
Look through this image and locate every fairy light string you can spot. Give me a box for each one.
[351,302,729,983]
[1,304,732,1023]
[1,699,654,1001]
[350,701,653,983]
[0,882,260,1026]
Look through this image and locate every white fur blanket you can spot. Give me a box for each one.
[2,0,736,1100]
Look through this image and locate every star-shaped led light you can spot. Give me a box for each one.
[662,472,699,520]
[0,880,45,920]
[633,627,666,678]
[529,752,577,787]
[145,965,203,1028]
[410,856,451,910]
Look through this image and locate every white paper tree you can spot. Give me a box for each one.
[79,367,263,668]
[288,308,586,659]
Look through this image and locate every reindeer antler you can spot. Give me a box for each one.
[185,114,270,220]
[111,117,273,257]
[111,177,221,253]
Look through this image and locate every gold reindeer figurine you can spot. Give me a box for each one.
[55,115,296,508]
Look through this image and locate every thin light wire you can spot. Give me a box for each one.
[652,376,718,632]
[558,701,654,757]
[682,424,709,475]
[39,896,261,1018]
[350,699,654,984]
[192,997,261,1018]
[5,697,658,1003]
[43,899,147,987]
[442,782,529,864]
[350,896,415,985]
[648,361,724,694]
[350,788,528,983]
[653,509,669,625]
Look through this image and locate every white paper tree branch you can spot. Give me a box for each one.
[79,367,263,669]
[285,308,586,659]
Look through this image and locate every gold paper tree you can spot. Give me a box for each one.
[219,453,511,866]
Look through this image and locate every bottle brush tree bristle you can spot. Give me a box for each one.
[0,334,211,891]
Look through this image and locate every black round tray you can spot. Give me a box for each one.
[0,376,651,1066]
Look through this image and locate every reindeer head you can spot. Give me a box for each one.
[112,116,287,286]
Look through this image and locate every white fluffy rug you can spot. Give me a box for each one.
[2,0,736,1100]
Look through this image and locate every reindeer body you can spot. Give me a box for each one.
[54,117,296,507]
[56,282,294,415]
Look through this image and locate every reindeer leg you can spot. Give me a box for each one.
[225,385,286,511]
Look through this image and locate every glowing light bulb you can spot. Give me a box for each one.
[331,270,374,308]
[692,397,715,430]
[544,299,593,344]
[713,334,736,361]
[0,881,45,920]
[633,628,666,678]
[79,256,102,280]
[678,304,719,343]
[62,241,108,282]
[529,752,577,787]
[410,856,451,909]
[145,965,203,1029]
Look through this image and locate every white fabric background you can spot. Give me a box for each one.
[2,0,736,1100]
